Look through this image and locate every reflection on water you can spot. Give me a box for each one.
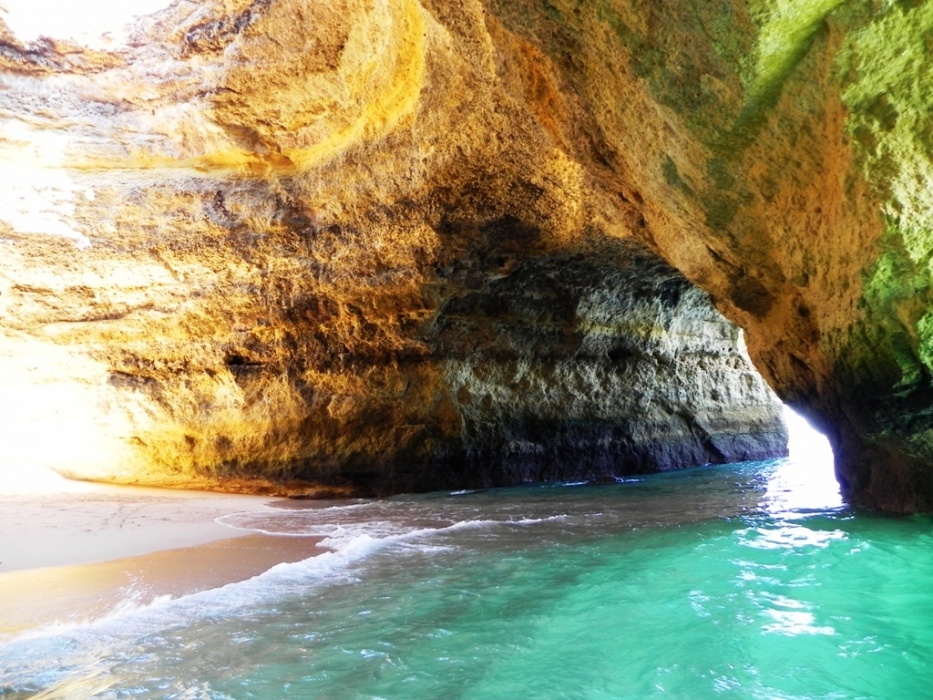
[743,408,845,640]
[740,523,846,551]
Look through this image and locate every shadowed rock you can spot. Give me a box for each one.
[36,0,933,504]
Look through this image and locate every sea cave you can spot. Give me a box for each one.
[2,1,933,696]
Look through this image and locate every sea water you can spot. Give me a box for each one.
[3,421,933,699]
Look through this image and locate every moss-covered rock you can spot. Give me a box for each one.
[495,0,933,510]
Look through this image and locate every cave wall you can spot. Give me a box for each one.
[0,0,791,496]
[480,0,933,511]
[42,0,933,504]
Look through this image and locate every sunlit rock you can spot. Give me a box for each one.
[477,1,933,511]
[34,0,933,499]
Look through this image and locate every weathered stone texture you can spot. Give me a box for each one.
[464,0,933,512]
[36,0,933,499]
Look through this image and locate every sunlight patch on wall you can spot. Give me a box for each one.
[0,335,138,494]
[0,460,92,495]
[0,0,170,48]
[0,163,93,248]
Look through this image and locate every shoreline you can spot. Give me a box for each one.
[0,482,284,572]
[0,533,325,635]
[0,479,328,635]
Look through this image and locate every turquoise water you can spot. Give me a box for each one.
[3,443,933,699]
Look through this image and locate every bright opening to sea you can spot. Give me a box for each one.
[4,409,933,699]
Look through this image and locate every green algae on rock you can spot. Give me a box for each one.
[487,0,933,511]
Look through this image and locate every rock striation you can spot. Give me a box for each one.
[27,0,933,502]
[0,0,788,496]
[486,0,933,512]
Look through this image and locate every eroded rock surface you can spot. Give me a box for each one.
[25,0,929,500]
[484,0,933,511]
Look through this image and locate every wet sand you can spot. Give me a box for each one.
[0,533,324,634]
[0,478,325,634]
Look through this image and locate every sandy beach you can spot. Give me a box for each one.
[0,469,325,634]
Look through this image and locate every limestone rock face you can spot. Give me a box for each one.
[483,0,933,512]
[0,0,803,497]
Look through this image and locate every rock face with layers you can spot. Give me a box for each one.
[28,0,933,506]
[0,0,788,496]
[484,0,933,512]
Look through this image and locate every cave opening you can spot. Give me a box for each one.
[6,2,933,692]
[768,404,842,513]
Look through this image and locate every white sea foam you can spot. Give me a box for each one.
[217,512,409,540]
[217,503,572,542]
[3,510,571,665]
[0,531,405,690]
[1,457,854,696]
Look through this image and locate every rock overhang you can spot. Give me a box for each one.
[6,0,931,510]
